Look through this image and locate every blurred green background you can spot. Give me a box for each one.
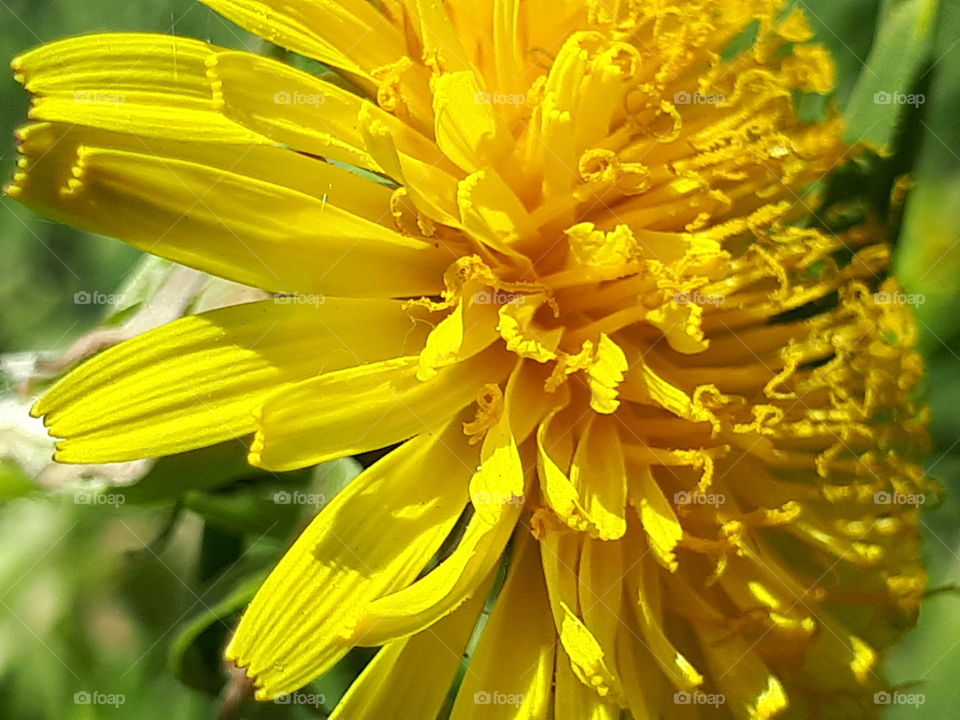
[0,0,958,718]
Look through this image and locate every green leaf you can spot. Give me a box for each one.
[182,486,305,539]
[894,0,960,348]
[100,254,176,326]
[844,0,939,151]
[312,456,363,504]
[116,440,259,505]
[170,570,265,694]
[174,457,359,538]
[799,0,880,104]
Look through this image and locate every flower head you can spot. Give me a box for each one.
[9,0,930,717]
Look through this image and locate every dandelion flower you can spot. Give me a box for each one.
[9,0,931,717]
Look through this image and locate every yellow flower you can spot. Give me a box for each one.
[8,0,931,717]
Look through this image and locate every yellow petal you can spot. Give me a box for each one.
[555,645,621,720]
[557,602,624,703]
[433,71,512,173]
[629,462,683,572]
[566,223,640,268]
[449,532,555,720]
[540,531,620,720]
[498,299,564,364]
[537,398,596,534]
[577,538,623,663]
[645,299,710,354]
[12,34,270,145]
[615,615,663,719]
[417,295,500,381]
[10,122,451,297]
[348,413,524,643]
[227,419,475,699]
[251,348,512,471]
[330,574,492,720]
[467,399,524,525]
[12,34,445,174]
[502,359,564,442]
[410,0,473,73]
[349,360,535,645]
[457,169,536,260]
[210,50,453,173]
[622,355,716,426]
[570,417,627,540]
[201,0,403,81]
[586,333,628,414]
[417,302,468,381]
[348,495,521,646]
[694,625,789,720]
[491,0,525,93]
[209,50,379,170]
[33,298,426,462]
[540,531,624,704]
[535,32,601,202]
[626,551,703,692]
[15,120,392,222]
[358,103,462,226]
